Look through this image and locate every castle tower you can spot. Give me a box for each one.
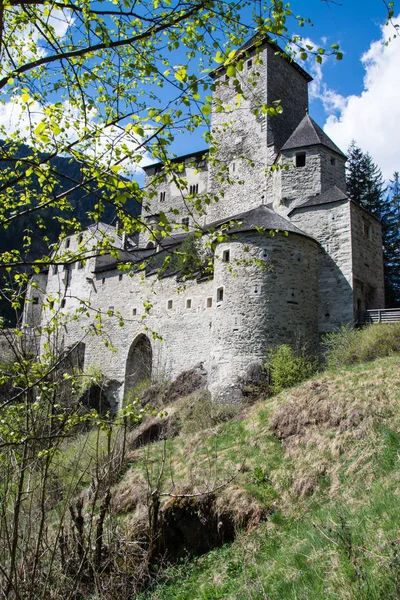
[206,35,312,223]
[272,113,347,214]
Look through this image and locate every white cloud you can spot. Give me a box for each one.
[322,17,400,179]
[0,97,151,176]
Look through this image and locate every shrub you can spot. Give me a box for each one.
[178,391,240,435]
[323,322,400,370]
[266,344,318,394]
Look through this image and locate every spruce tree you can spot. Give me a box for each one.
[346,141,386,217]
[382,173,400,306]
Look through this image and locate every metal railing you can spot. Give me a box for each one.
[357,308,400,325]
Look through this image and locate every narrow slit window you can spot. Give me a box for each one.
[330,157,336,166]
[78,261,84,269]
[186,299,192,309]
[182,217,189,228]
[189,184,198,195]
[247,58,253,69]
[132,308,137,316]
[222,249,230,263]
[119,274,123,281]
[61,299,66,308]
[102,278,105,285]
[167,299,173,310]
[32,296,39,305]
[65,238,70,248]
[159,191,166,202]
[217,287,224,302]
[295,153,306,168]
[207,297,212,308]
[78,234,83,244]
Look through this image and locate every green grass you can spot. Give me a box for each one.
[128,352,400,600]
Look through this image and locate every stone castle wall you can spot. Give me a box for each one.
[29,228,319,405]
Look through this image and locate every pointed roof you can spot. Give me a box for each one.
[209,204,312,238]
[288,186,349,215]
[280,114,346,157]
[210,33,313,82]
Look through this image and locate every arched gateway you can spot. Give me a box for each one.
[124,334,152,397]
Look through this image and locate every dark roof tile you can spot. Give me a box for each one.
[281,114,346,157]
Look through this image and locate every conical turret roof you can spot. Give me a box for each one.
[280,113,346,157]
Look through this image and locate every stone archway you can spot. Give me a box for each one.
[124,334,152,397]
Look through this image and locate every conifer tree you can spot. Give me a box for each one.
[346,141,386,217]
[382,173,400,306]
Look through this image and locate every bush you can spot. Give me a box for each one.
[323,322,400,370]
[267,344,318,395]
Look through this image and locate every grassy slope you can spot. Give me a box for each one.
[128,354,400,600]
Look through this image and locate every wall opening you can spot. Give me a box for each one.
[217,287,224,302]
[295,152,306,168]
[222,249,230,263]
[124,334,152,398]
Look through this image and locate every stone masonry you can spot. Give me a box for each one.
[23,34,385,407]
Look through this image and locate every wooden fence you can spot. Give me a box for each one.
[357,308,400,325]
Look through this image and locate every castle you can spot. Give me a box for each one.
[23,35,385,406]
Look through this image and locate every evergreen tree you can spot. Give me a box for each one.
[346,141,386,217]
[382,173,400,306]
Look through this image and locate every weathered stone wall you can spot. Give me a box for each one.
[209,230,319,400]
[289,201,354,333]
[22,271,48,328]
[31,226,319,406]
[265,44,309,154]
[350,203,385,312]
[141,154,209,247]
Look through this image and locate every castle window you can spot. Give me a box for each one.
[52,265,57,275]
[232,314,242,331]
[246,58,253,70]
[330,157,336,166]
[217,287,224,302]
[222,249,230,263]
[186,298,192,309]
[102,278,105,285]
[78,234,83,244]
[295,153,306,168]
[32,296,39,305]
[167,299,173,310]
[207,297,212,308]
[160,191,166,202]
[65,238,70,248]
[132,307,137,316]
[146,241,155,249]
[231,162,236,172]
[78,261,84,269]
[189,184,198,195]
[119,274,123,281]
[61,299,66,308]
[363,221,372,239]
[259,249,269,260]
[182,217,189,228]
[49,300,54,310]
